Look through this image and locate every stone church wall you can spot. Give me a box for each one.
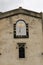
[0,14,42,65]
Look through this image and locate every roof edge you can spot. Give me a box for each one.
[0,7,42,19]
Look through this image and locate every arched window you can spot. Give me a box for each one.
[14,20,29,38]
[16,20,26,36]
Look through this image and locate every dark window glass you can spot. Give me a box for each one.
[19,46,25,58]
[17,43,25,58]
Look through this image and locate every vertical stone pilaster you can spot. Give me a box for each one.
[41,13,43,37]
[42,13,43,32]
[41,13,43,56]
[42,13,43,65]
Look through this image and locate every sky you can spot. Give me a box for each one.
[0,0,43,12]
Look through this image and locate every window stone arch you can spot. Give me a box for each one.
[14,20,29,38]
